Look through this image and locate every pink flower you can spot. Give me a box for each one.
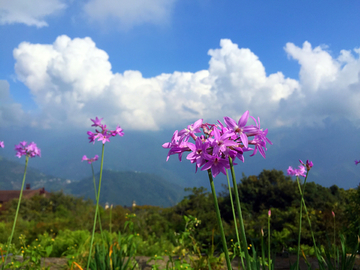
[0,141,4,148]
[82,155,99,164]
[268,209,271,217]
[287,165,306,177]
[178,119,203,142]
[87,117,124,144]
[332,211,335,218]
[299,159,313,171]
[163,112,271,177]
[14,141,41,158]
[91,117,103,127]
[355,160,360,165]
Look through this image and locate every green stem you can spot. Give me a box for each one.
[268,213,271,270]
[296,174,319,256]
[109,205,112,234]
[91,163,103,238]
[87,144,105,270]
[2,156,29,269]
[226,169,245,270]
[228,157,251,270]
[296,180,303,270]
[333,214,336,265]
[207,169,232,270]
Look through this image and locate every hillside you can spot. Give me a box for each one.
[0,155,72,192]
[69,169,187,207]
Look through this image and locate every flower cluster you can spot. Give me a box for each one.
[0,141,4,148]
[14,141,41,158]
[287,159,313,177]
[163,111,272,177]
[87,117,124,144]
[355,160,360,165]
[82,155,99,164]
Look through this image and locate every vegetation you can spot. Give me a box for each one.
[0,169,359,269]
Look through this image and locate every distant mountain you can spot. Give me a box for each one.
[69,170,187,207]
[0,155,73,192]
[1,117,360,190]
[0,156,187,207]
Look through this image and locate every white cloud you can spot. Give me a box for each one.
[83,0,177,29]
[0,0,66,27]
[284,42,360,125]
[11,36,360,131]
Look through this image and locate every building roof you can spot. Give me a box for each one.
[0,188,49,203]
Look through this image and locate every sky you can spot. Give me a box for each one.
[0,1,360,190]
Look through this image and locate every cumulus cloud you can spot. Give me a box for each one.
[0,0,66,27]
[284,42,360,125]
[83,0,177,29]
[11,36,360,130]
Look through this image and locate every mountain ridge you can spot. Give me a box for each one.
[0,156,186,207]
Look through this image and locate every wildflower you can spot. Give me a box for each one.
[287,165,306,177]
[299,159,313,171]
[81,155,99,164]
[268,209,271,217]
[355,160,360,165]
[0,141,4,148]
[163,111,271,177]
[91,117,103,127]
[87,117,124,144]
[14,141,41,158]
[332,211,335,218]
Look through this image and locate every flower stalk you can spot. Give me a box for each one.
[87,144,105,270]
[226,170,245,269]
[91,163,103,237]
[268,209,271,270]
[228,157,251,270]
[2,156,29,269]
[207,169,232,270]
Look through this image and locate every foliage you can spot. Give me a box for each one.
[1,168,359,269]
[0,233,53,270]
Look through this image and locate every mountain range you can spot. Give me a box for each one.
[1,116,360,192]
[0,157,186,207]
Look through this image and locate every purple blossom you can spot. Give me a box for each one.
[287,165,307,177]
[224,111,250,147]
[82,155,99,164]
[355,160,360,165]
[0,141,4,148]
[14,141,41,158]
[201,154,230,178]
[163,112,271,178]
[87,117,124,144]
[162,130,190,161]
[91,117,103,127]
[186,137,209,171]
[112,125,124,137]
[299,159,314,171]
[178,119,203,142]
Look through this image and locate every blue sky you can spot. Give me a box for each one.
[1,1,360,189]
